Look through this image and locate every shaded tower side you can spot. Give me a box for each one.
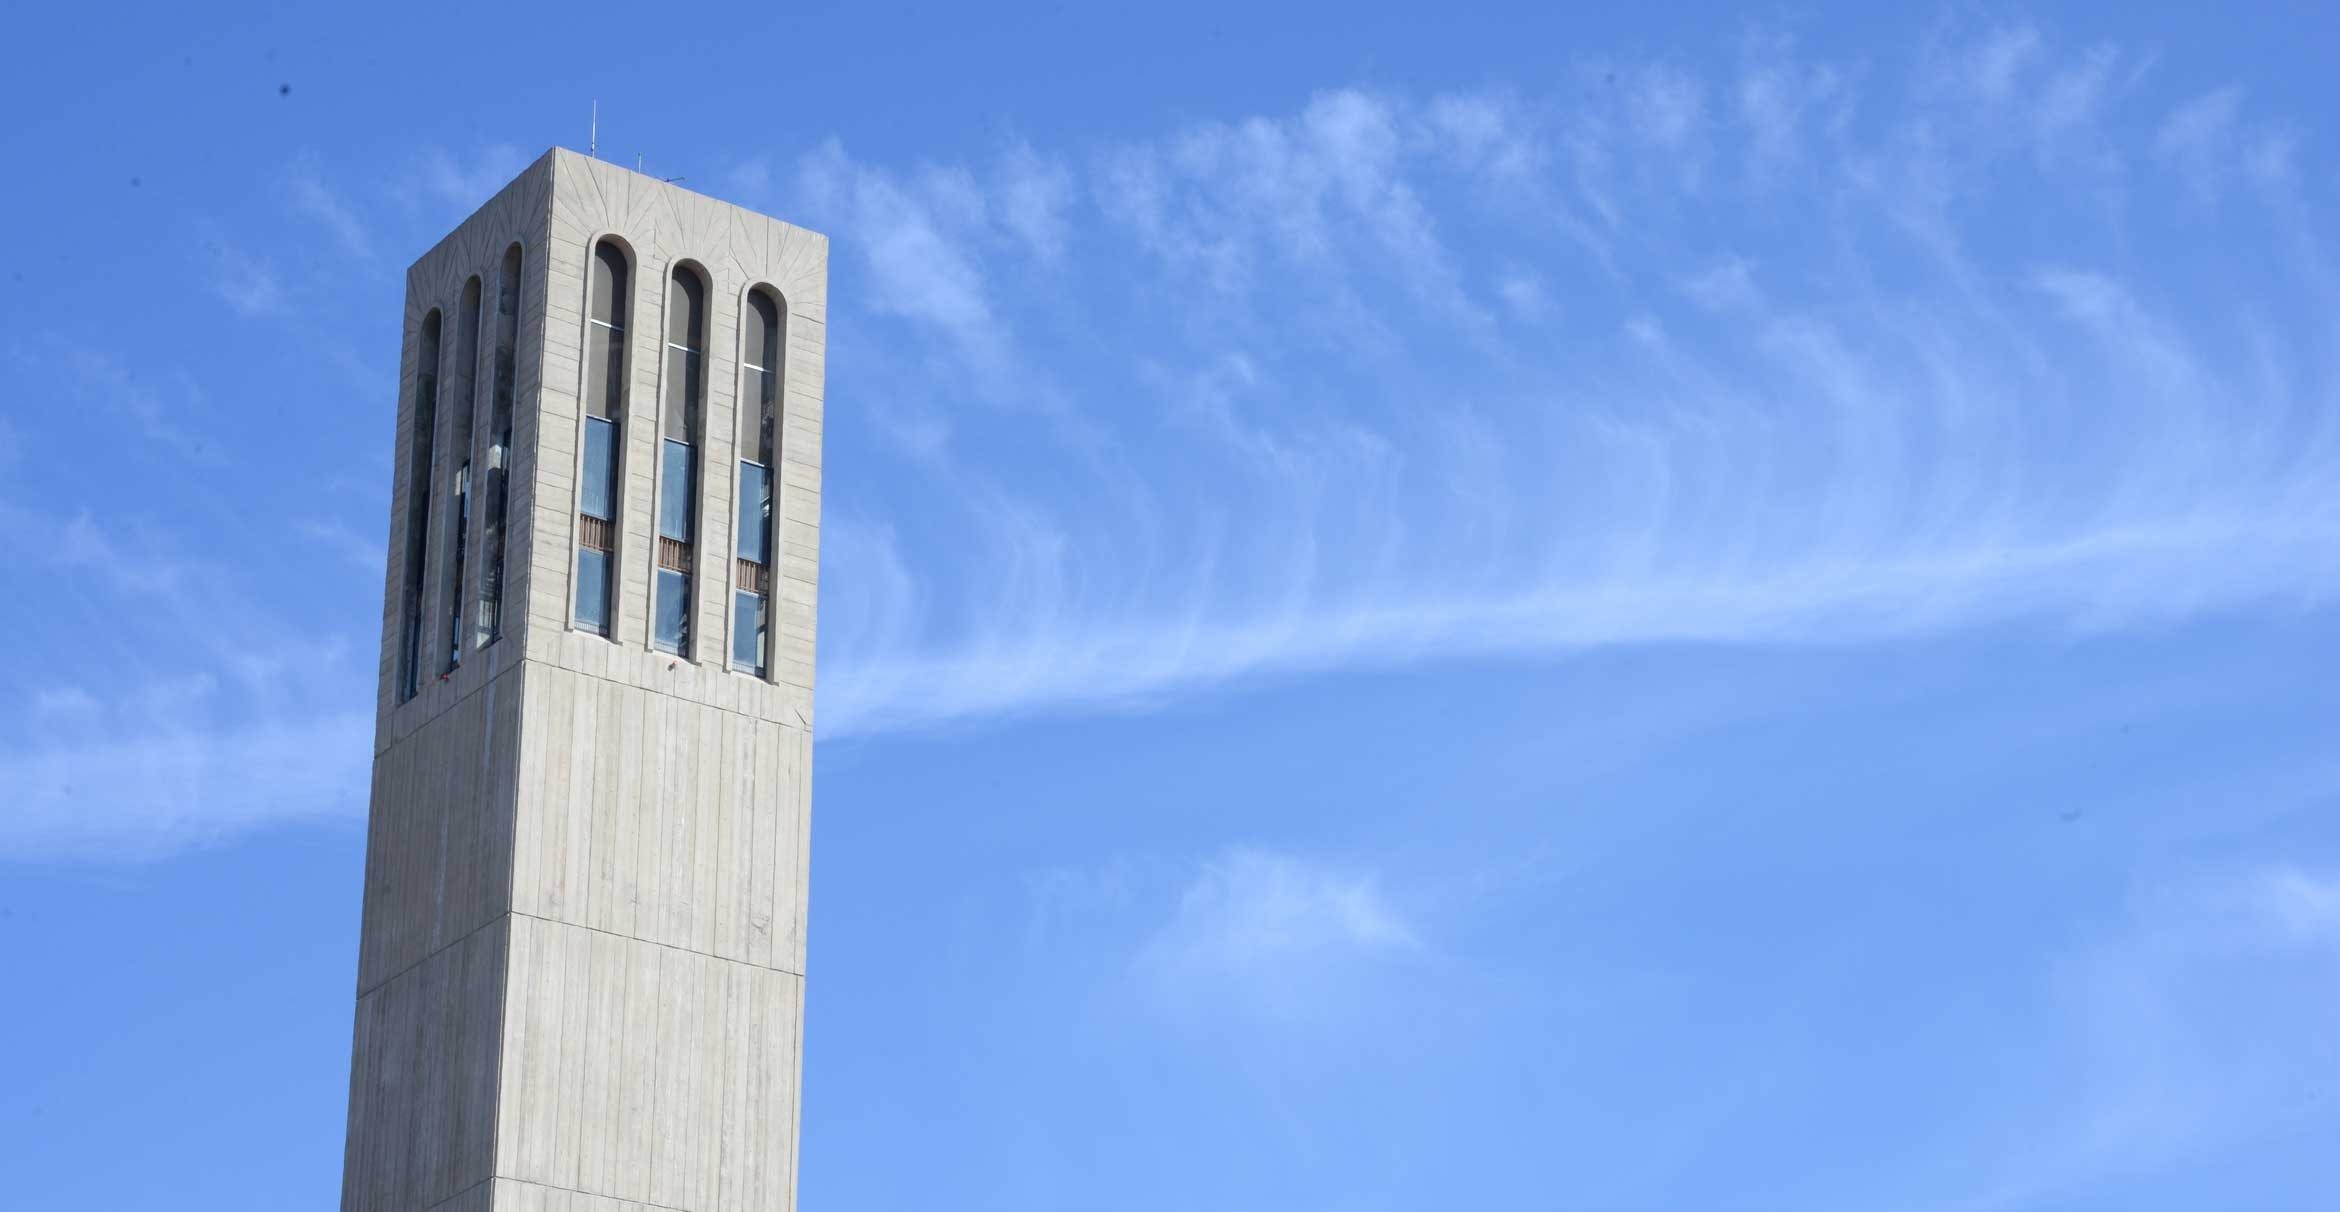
[342,153,555,1212]
[341,147,828,1212]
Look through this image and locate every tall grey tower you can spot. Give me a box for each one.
[340,148,826,1212]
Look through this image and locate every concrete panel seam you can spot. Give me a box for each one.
[511,909,806,980]
[535,652,810,733]
[356,911,513,1002]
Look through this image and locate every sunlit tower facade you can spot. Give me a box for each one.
[340,148,827,1212]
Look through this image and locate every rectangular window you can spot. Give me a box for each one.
[653,437,696,657]
[445,461,469,672]
[398,311,442,703]
[479,246,522,651]
[665,345,703,437]
[734,459,774,675]
[659,438,695,541]
[576,548,611,635]
[655,568,690,653]
[733,589,767,674]
[577,242,627,643]
[736,461,770,561]
[478,441,507,647]
[402,613,424,691]
[586,320,624,418]
[577,417,618,634]
[581,416,617,520]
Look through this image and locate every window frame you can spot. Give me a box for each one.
[477,241,523,651]
[649,262,711,660]
[570,235,635,640]
[728,284,786,679]
[397,306,444,702]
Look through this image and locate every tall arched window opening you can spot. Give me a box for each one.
[576,240,628,636]
[397,309,443,700]
[655,267,707,656]
[476,243,522,649]
[733,288,782,675]
[442,277,481,673]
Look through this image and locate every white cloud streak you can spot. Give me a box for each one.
[33,336,218,458]
[2155,86,2244,206]
[27,27,2326,858]
[791,27,2340,739]
[0,506,372,859]
[290,170,374,260]
[1131,848,1418,1022]
[208,240,283,316]
[412,144,529,211]
[0,707,370,859]
[1947,866,2340,1210]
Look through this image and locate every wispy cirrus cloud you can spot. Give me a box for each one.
[0,696,369,859]
[1940,865,2340,1210]
[13,22,2337,859]
[35,336,218,459]
[760,24,2340,739]
[206,238,284,316]
[1014,845,1427,1027]
[0,505,371,859]
[289,168,373,260]
[294,516,387,573]
[409,143,529,212]
[2154,86,2245,207]
[1130,848,1421,1024]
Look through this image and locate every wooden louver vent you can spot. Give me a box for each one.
[579,514,615,551]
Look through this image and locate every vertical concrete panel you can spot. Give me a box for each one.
[340,920,508,1212]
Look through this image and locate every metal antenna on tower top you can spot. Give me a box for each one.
[590,100,598,158]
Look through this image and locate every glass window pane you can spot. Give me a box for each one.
[686,351,703,433]
[482,244,523,650]
[655,568,690,654]
[591,241,627,325]
[734,590,767,672]
[663,346,702,441]
[576,548,610,634]
[445,467,469,671]
[494,347,517,415]
[756,367,777,463]
[740,289,779,460]
[667,269,704,348]
[477,467,504,648]
[402,612,422,697]
[660,439,694,540]
[746,289,778,371]
[737,462,770,561]
[582,417,616,519]
[499,245,522,323]
[585,325,616,418]
[400,311,442,703]
[604,330,628,416]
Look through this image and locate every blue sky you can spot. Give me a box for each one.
[3,1,2338,1207]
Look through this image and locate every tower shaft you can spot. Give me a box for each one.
[342,148,827,1212]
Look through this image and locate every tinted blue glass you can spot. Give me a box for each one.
[575,548,610,634]
[659,439,694,540]
[737,462,770,560]
[733,590,766,672]
[655,568,689,654]
[582,416,617,519]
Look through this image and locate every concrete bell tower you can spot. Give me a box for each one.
[340,148,826,1212]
